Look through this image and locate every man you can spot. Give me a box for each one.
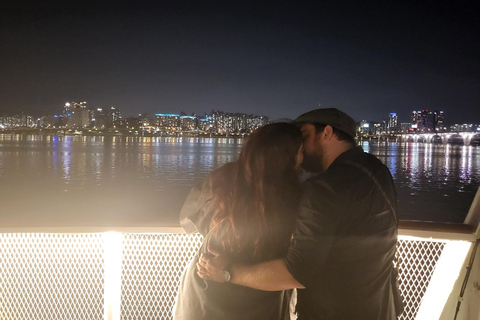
[198,108,401,320]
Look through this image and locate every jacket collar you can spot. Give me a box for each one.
[332,146,364,165]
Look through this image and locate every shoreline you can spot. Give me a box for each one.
[0,128,248,138]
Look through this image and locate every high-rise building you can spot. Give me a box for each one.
[198,116,214,132]
[381,119,387,133]
[435,111,445,132]
[373,123,383,135]
[359,120,372,135]
[212,111,227,133]
[0,113,35,128]
[64,101,90,129]
[123,117,142,131]
[63,101,86,116]
[358,120,383,135]
[93,107,122,129]
[138,114,151,126]
[155,114,181,132]
[180,116,197,131]
[411,111,419,124]
[411,110,444,132]
[151,111,268,134]
[387,113,398,133]
[246,115,269,132]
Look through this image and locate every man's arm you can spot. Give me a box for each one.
[198,179,338,291]
[197,255,305,291]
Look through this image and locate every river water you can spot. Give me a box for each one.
[0,134,479,227]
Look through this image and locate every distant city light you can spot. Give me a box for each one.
[2,105,477,138]
[155,113,180,117]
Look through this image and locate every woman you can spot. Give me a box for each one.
[173,123,303,320]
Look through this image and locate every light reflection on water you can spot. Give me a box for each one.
[0,134,243,226]
[368,141,479,222]
[0,134,478,225]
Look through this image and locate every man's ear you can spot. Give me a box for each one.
[323,125,335,141]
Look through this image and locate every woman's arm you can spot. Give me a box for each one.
[197,254,305,291]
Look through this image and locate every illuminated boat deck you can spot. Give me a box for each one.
[1,192,479,320]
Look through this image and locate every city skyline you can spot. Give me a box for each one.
[0,102,272,135]
[3,101,480,136]
[0,101,480,128]
[1,1,479,124]
[0,100,472,127]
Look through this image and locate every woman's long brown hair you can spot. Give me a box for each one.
[209,123,302,263]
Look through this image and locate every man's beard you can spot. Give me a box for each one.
[301,151,325,173]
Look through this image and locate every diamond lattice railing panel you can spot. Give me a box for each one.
[0,233,105,320]
[120,233,203,320]
[396,239,446,320]
[0,233,450,320]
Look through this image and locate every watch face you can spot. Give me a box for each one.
[223,270,231,283]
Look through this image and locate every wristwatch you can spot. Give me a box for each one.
[222,266,232,283]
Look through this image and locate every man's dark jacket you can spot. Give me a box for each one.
[285,146,400,320]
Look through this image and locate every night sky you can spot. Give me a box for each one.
[1,1,479,124]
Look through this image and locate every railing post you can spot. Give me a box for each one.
[465,187,480,231]
[104,232,123,320]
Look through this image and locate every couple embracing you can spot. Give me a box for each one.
[173,108,403,320]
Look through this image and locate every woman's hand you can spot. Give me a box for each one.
[197,249,229,283]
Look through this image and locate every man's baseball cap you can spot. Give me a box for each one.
[293,108,357,139]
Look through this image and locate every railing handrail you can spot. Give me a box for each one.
[0,226,185,234]
[398,220,478,241]
[1,220,478,241]
[398,220,476,234]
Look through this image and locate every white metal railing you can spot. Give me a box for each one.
[0,233,105,320]
[0,227,477,320]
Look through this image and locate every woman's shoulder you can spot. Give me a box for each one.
[208,162,237,188]
[179,162,236,235]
